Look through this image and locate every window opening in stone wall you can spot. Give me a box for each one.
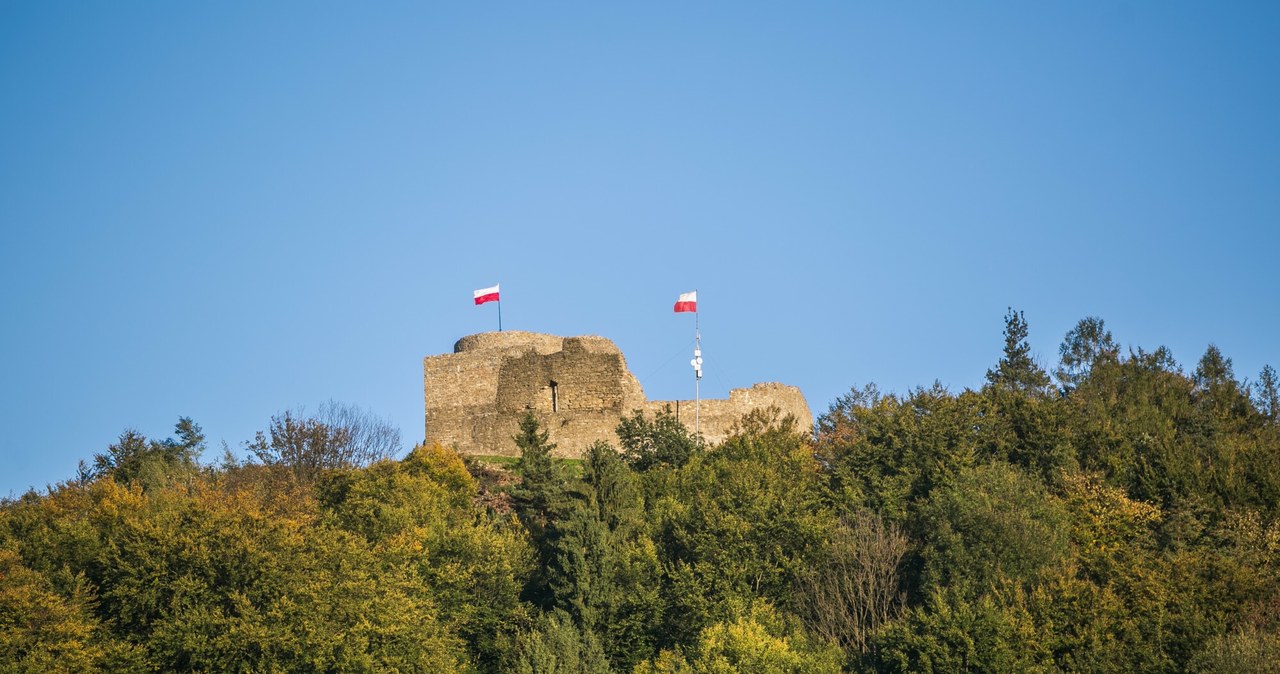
[550,380,558,412]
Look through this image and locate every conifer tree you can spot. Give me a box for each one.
[1256,364,1279,422]
[985,308,1051,395]
[510,413,566,608]
[1193,343,1236,390]
[514,412,557,494]
[511,413,561,539]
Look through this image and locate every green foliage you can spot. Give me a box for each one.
[0,546,122,672]
[512,412,562,529]
[1255,364,1279,422]
[510,610,611,674]
[917,462,1070,597]
[986,308,1051,395]
[817,382,982,525]
[651,410,832,646]
[317,443,534,670]
[636,602,843,674]
[1193,344,1256,433]
[873,586,1055,674]
[1068,342,1280,518]
[975,384,1076,484]
[1056,316,1120,391]
[516,412,558,476]
[1190,626,1280,674]
[86,417,204,490]
[8,312,1280,673]
[617,407,703,472]
[510,413,571,609]
[0,477,468,671]
[544,441,661,670]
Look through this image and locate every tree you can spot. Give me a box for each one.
[0,474,468,671]
[1194,344,1236,391]
[1193,343,1254,422]
[793,510,908,655]
[515,413,557,487]
[916,463,1070,597]
[86,417,204,490]
[1253,365,1279,423]
[1055,316,1119,390]
[1190,627,1280,674]
[872,585,1055,674]
[542,442,662,670]
[653,410,833,646]
[316,444,533,671]
[986,308,1051,396]
[509,413,571,609]
[636,602,843,674]
[0,547,117,672]
[509,610,610,674]
[510,413,561,540]
[617,408,702,472]
[245,400,401,482]
[816,383,981,524]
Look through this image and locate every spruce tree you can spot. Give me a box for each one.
[510,413,565,608]
[985,308,1051,395]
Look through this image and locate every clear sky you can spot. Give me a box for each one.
[2,2,1277,496]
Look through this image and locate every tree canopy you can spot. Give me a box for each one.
[4,311,1278,672]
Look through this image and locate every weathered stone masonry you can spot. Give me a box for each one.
[424,331,812,458]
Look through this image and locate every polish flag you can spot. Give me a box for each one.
[474,284,500,305]
[674,291,697,313]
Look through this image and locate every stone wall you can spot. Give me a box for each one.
[641,382,813,447]
[424,331,812,458]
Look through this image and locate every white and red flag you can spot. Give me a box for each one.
[674,291,697,313]
[474,284,500,305]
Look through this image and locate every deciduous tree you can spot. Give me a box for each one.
[1055,316,1119,390]
[617,407,702,472]
[245,400,401,482]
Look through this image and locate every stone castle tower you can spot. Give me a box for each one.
[423,331,811,457]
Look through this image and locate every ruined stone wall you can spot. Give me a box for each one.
[424,331,811,458]
[643,382,813,447]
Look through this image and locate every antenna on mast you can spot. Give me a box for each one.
[674,289,702,433]
[691,293,702,434]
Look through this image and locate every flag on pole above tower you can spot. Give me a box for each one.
[674,291,697,313]
[474,284,500,305]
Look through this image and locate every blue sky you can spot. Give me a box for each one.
[2,2,1277,496]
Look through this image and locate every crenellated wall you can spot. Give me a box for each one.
[424,331,811,457]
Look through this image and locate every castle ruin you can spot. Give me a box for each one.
[423,331,812,458]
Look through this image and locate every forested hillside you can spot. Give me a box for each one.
[3,312,1279,672]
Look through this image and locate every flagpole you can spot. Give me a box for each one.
[498,298,503,332]
[694,289,701,434]
[677,288,703,435]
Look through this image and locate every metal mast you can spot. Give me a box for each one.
[691,291,702,433]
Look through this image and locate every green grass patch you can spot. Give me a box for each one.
[470,454,583,478]
[471,454,520,468]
